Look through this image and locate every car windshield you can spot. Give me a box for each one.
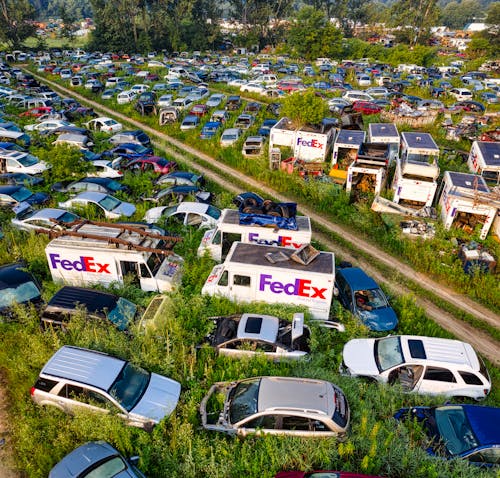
[434,406,479,456]
[107,297,137,331]
[356,288,388,309]
[0,280,40,309]
[228,378,260,424]
[84,456,126,478]
[375,336,404,371]
[11,187,32,202]
[108,362,150,411]
[57,211,79,223]
[105,180,122,192]
[98,195,121,211]
[17,154,38,167]
[206,205,221,220]
[103,120,116,126]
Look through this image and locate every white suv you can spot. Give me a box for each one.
[341,335,491,400]
[31,346,181,430]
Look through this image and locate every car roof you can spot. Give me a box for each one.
[237,314,279,342]
[171,201,210,214]
[463,405,500,446]
[27,208,70,220]
[49,441,119,478]
[0,185,23,194]
[337,267,378,290]
[400,336,480,370]
[46,286,119,316]
[70,191,108,201]
[258,377,334,416]
[41,345,125,390]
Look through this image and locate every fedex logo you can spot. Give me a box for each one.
[49,253,111,274]
[296,137,323,149]
[259,274,328,299]
[248,232,303,248]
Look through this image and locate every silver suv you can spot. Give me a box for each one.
[200,376,349,437]
[31,346,181,431]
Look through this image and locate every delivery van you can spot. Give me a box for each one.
[45,222,183,292]
[201,242,336,321]
[197,209,312,262]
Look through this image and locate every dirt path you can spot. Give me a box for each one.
[26,70,500,365]
[0,375,21,478]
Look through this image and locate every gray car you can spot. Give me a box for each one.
[49,441,145,478]
[32,345,181,431]
[200,376,349,437]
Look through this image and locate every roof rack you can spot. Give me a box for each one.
[38,219,182,256]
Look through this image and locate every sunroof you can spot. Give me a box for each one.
[244,316,263,334]
[408,339,426,359]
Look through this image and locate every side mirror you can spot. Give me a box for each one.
[128,456,140,466]
[333,287,339,297]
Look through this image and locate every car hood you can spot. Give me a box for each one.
[357,307,398,332]
[111,201,136,218]
[143,206,167,223]
[129,373,181,423]
[26,192,49,205]
[343,338,379,376]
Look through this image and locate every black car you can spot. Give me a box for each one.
[0,262,42,314]
[51,177,130,195]
[40,286,139,331]
[0,173,44,187]
[0,185,49,207]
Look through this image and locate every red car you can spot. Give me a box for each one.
[351,101,382,115]
[122,156,177,175]
[189,104,209,117]
[275,472,385,478]
[19,107,55,118]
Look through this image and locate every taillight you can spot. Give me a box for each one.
[30,387,36,396]
[484,389,489,396]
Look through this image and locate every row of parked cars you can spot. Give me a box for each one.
[1,51,499,475]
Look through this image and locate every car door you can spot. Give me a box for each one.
[56,383,118,416]
[417,366,459,396]
[229,272,253,301]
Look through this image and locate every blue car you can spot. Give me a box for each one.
[258,118,278,137]
[104,143,154,158]
[394,405,500,466]
[200,121,222,139]
[334,266,398,331]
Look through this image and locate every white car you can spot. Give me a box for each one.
[227,79,247,88]
[130,84,149,94]
[84,117,123,133]
[144,201,221,228]
[11,207,80,232]
[240,82,266,94]
[87,159,123,179]
[449,88,473,101]
[59,191,136,219]
[1,150,49,175]
[366,87,389,98]
[117,90,137,104]
[220,128,241,147]
[205,312,310,361]
[157,94,174,108]
[24,120,75,132]
[341,335,491,400]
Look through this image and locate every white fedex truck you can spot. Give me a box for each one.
[45,223,183,292]
[197,209,312,262]
[201,242,335,321]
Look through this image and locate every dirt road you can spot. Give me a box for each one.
[25,70,500,366]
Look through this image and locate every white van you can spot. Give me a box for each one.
[198,209,312,262]
[172,96,193,110]
[202,242,336,321]
[117,90,137,104]
[342,90,375,103]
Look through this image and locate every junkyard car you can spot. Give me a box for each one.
[200,376,349,437]
[394,404,500,466]
[341,335,491,399]
[0,185,49,207]
[0,262,42,314]
[11,206,80,232]
[84,117,123,133]
[51,177,129,195]
[32,345,181,431]
[204,312,310,360]
[48,441,146,478]
[59,192,136,219]
[144,201,220,228]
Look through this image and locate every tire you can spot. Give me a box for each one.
[242,206,262,214]
[243,197,259,208]
[262,200,276,213]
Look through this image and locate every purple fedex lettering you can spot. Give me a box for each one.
[49,253,111,274]
[296,137,324,149]
[248,232,303,248]
[259,274,327,299]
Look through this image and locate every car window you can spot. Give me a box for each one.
[281,415,311,431]
[459,371,483,385]
[423,367,456,382]
[0,280,40,308]
[233,275,250,286]
[84,456,127,478]
[245,414,277,429]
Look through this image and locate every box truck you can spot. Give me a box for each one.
[198,209,312,262]
[329,129,366,184]
[467,141,500,185]
[201,242,336,321]
[367,123,400,164]
[45,222,183,292]
[392,132,440,208]
[439,171,498,240]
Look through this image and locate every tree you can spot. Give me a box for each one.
[440,0,482,29]
[286,6,343,60]
[389,0,440,46]
[486,2,500,26]
[281,89,329,128]
[0,0,36,48]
